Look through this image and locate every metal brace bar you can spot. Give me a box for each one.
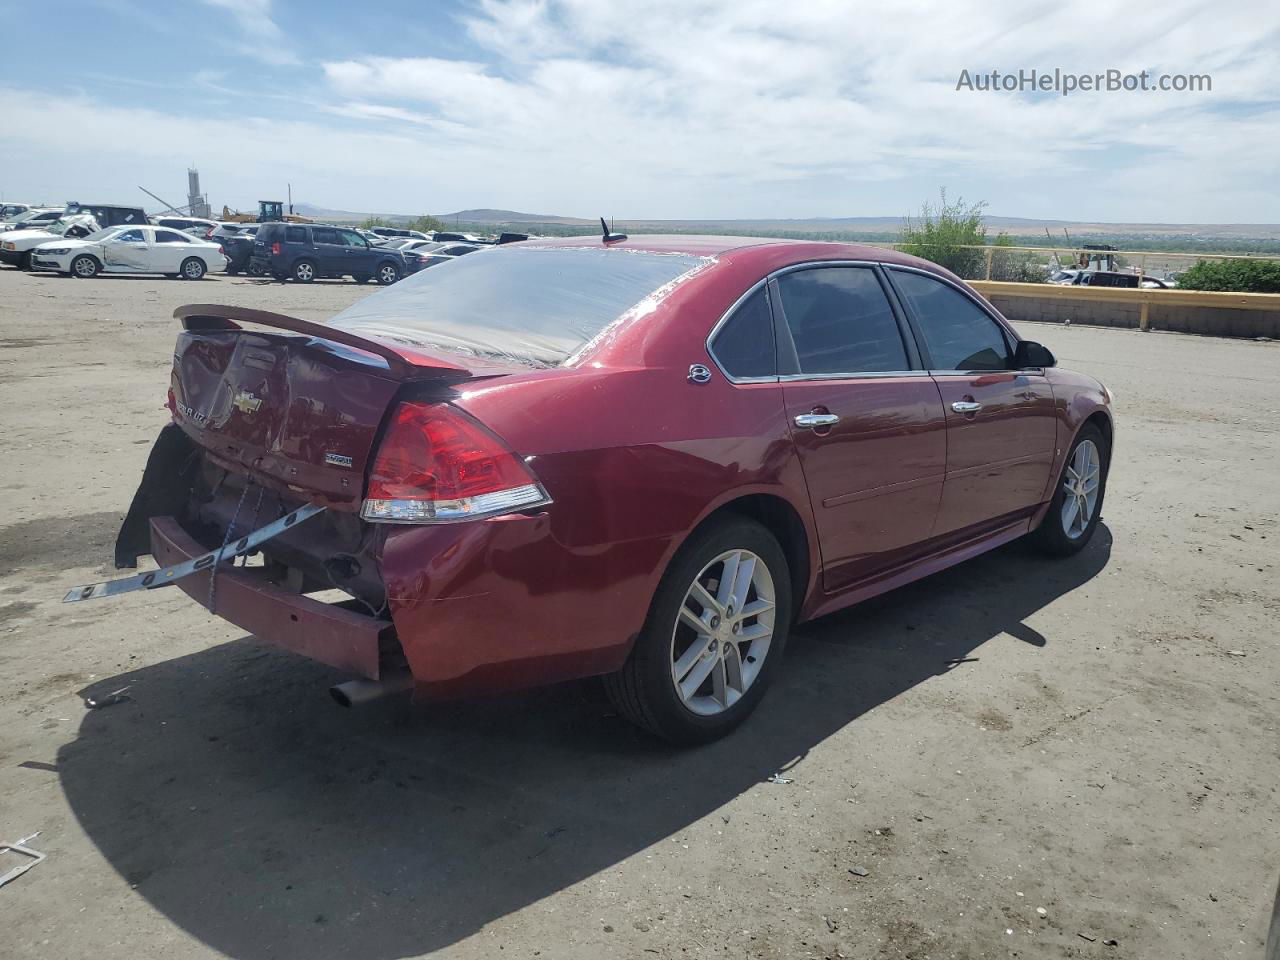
[0,833,46,888]
[62,503,326,603]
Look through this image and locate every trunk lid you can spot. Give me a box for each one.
[169,305,516,509]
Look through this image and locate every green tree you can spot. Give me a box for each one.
[1175,258,1280,293]
[899,190,987,279]
[408,215,446,234]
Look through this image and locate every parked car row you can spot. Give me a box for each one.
[0,200,527,283]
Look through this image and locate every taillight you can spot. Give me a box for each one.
[205,227,214,239]
[217,245,225,256]
[271,241,281,255]
[361,403,550,523]
[166,387,176,416]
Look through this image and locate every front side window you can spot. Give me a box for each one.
[774,266,908,375]
[113,229,145,243]
[891,270,1010,371]
[337,229,367,247]
[710,287,775,379]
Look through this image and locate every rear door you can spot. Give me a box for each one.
[886,267,1057,538]
[152,229,194,272]
[771,264,948,591]
[310,226,346,275]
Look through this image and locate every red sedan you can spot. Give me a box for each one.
[106,234,1113,744]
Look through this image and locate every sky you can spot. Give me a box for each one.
[2,0,1277,224]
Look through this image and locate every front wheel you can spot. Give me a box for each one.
[70,254,100,278]
[180,257,206,280]
[375,262,400,285]
[18,251,32,271]
[604,517,792,744]
[1031,423,1109,556]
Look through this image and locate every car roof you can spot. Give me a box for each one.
[517,233,950,275]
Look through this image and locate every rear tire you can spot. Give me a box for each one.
[292,259,316,283]
[604,517,792,745]
[1031,423,1109,556]
[180,257,206,281]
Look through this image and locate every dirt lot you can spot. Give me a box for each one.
[0,266,1276,959]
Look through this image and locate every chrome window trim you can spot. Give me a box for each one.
[705,276,776,384]
[705,259,920,386]
[778,370,929,382]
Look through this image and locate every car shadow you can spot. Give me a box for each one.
[63,527,1111,959]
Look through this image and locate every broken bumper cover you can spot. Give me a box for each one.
[150,516,390,680]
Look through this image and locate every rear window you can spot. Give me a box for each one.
[329,246,711,367]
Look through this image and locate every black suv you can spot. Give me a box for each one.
[251,223,406,284]
[64,202,148,228]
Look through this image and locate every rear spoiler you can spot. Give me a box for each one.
[175,304,478,381]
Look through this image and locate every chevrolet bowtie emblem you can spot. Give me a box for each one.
[232,390,262,414]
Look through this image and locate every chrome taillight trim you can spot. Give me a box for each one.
[361,483,552,524]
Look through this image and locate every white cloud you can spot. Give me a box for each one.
[4,1,1279,222]
[311,0,1280,220]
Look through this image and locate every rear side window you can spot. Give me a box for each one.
[312,227,338,244]
[710,287,775,379]
[774,267,908,375]
[285,226,307,243]
[154,230,190,244]
[891,270,1010,371]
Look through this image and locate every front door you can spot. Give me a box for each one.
[102,228,151,271]
[886,268,1057,538]
[772,265,948,591]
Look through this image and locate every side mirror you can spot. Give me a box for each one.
[1014,340,1056,369]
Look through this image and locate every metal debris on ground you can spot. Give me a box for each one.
[944,657,979,666]
[767,773,793,784]
[1077,933,1097,942]
[84,686,132,710]
[848,866,869,877]
[0,833,46,889]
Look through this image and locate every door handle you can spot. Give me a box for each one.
[951,400,983,414]
[794,412,840,429]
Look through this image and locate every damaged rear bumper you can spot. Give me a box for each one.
[150,516,392,680]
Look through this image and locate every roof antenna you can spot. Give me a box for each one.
[600,216,627,244]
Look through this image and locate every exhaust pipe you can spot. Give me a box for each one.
[330,669,414,708]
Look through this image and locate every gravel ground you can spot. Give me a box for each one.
[0,266,1277,959]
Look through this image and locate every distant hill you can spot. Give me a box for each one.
[290,203,1280,243]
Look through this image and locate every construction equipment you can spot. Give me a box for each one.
[220,201,312,224]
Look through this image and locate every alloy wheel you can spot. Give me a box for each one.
[1061,439,1101,539]
[295,262,314,281]
[378,264,398,284]
[183,259,204,279]
[73,256,97,278]
[670,549,776,716]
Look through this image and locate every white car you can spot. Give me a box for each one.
[0,207,62,234]
[31,225,228,279]
[153,216,220,239]
[0,215,100,268]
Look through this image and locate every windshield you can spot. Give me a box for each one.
[328,246,712,367]
[83,227,123,242]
